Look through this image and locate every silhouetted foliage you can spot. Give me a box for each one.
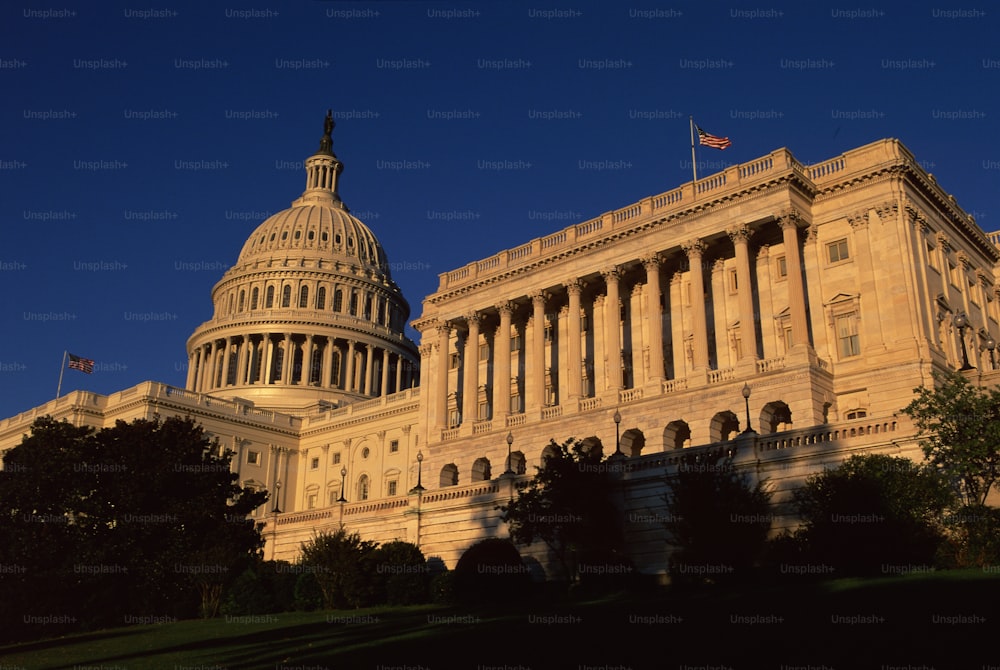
[786,453,953,576]
[499,437,625,583]
[903,370,1000,507]
[369,540,429,605]
[298,527,378,609]
[429,570,457,605]
[663,454,773,586]
[453,537,530,604]
[937,504,1000,568]
[0,416,267,641]
[293,570,324,611]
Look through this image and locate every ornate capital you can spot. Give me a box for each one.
[712,258,727,273]
[681,238,706,257]
[565,279,583,297]
[726,224,752,245]
[641,253,663,271]
[418,343,434,358]
[848,210,869,230]
[436,322,451,338]
[756,244,770,260]
[976,269,990,287]
[600,265,622,282]
[936,232,951,252]
[530,291,547,309]
[956,251,971,270]
[876,200,898,221]
[805,224,819,244]
[465,311,481,327]
[495,301,514,318]
[775,208,804,230]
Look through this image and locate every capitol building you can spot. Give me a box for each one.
[3,114,999,576]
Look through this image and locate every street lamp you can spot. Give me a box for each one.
[272,480,282,514]
[984,335,996,370]
[337,467,347,503]
[504,432,515,475]
[410,451,425,493]
[613,408,622,456]
[954,312,975,371]
[741,383,756,435]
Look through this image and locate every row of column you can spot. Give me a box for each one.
[187,333,416,397]
[428,214,811,430]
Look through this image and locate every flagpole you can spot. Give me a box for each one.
[56,350,67,399]
[689,116,698,184]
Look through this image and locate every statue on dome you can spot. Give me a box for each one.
[319,109,335,154]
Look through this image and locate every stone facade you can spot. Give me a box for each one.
[3,125,998,578]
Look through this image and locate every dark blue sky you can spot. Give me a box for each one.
[2,1,998,419]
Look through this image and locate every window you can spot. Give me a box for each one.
[316,286,326,310]
[927,242,938,271]
[362,447,370,459]
[835,313,861,358]
[581,314,590,332]
[299,286,309,308]
[281,285,292,307]
[350,292,358,316]
[265,285,275,308]
[364,295,372,320]
[827,238,850,264]
[478,401,490,420]
[386,480,397,496]
[449,409,461,428]
[310,457,319,470]
[332,451,341,465]
[728,269,739,293]
[509,394,522,413]
[358,475,369,501]
[238,290,245,311]
[247,450,260,465]
[389,439,399,453]
[250,287,259,310]
[333,289,343,312]
[846,410,868,420]
[449,352,460,369]
[544,323,554,342]
[479,343,489,361]
[511,334,522,350]
[307,493,317,509]
[776,255,787,278]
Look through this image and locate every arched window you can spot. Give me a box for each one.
[760,401,793,434]
[281,285,292,308]
[364,294,373,320]
[440,464,458,487]
[357,474,369,501]
[663,421,691,450]
[333,288,343,313]
[251,287,259,310]
[350,291,358,316]
[228,294,234,314]
[265,285,274,308]
[316,286,326,310]
[238,290,245,312]
[710,410,741,442]
[507,450,526,475]
[540,443,560,468]
[299,285,309,308]
[471,457,492,481]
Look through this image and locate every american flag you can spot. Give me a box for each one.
[697,126,732,150]
[68,353,94,374]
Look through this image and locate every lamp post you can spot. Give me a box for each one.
[272,480,282,514]
[985,336,996,371]
[504,432,515,475]
[954,312,975,371]
[613,408,622,457]
[336,467,347,503]
[741,383,756,435]
[410,451,425,493]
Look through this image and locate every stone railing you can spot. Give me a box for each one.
[421,481,502,504]
[302,387,420,426]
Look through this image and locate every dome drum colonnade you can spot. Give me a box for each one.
[418,207,812,441]
[186,111,419,409]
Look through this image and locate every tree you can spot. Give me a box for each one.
[788,453,953,575]
[903,370,1000,507]
[369,540,428,605]
[298,527,378,609]
[0,416,267,638]
[499,437,626,583]
[663,454,773,586]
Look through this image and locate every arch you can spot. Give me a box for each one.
[299,285,309,308]
[238,289,245,312]
[316,286,326,310]
[333,288,343,313]
[710,410,740,442]
[265,285,275,308]
[620,428,645,457]
[663,420,692,450]
[471,457,492,481]
[539,443,560,467]
[440,463,458,487]
[350,291,359,316]
[281,284,292,308]
[506,450,526,475]
[579,436,604,459]
[357,474,370,501]
[760,401,792,434]
[250,287,259,310]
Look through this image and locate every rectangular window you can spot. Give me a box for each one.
[836,313,861,358]
[449,352,460,369]
[332,452,341,465]
[728,269,739,293]
[247,450,260,465]
[949,261,960,286]
[776,255,787,278]
[783,326,793,352]
[307,494,317,509]
[510,334,522,350]
[478,401,490,420]
[389,439,399,453]
[544,323,554,342]
[387,480,397,496]
[827,239,850,264]
[310,457,319,470]
[581,314,590,332]
[479,342,489,361]
[449,409,461,428]
[509,394,522,413]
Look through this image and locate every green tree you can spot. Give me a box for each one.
[369,540,428,605]
[902,370,1000,507]
[499,437,626,583]
[788,453,953,575]
[663,455,773,586]
[298,527,378,609]
[0,416,267,638]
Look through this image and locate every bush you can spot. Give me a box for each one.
[293,571,324,611]
[429,571,457,605]
[299,528,378,609]
[454,538,530,604]
[370,540,428,605]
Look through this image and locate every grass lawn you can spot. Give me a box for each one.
[3,569,998,670]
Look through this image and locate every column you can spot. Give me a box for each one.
[642,256,665,381]
[728,225,759,361]
[322,336,334,388]
[602,267,623,390]
[206,340,218,391]
[493,303,513,418]
[220,337,233,388]
[186,350,197,389]
[263,335,275,385]
[303,334,314,385]
[681,240,710,370]
[395,353,403,393]
[281,333,294,384]
[380,348,390,397]
[566,280,583,398]
[345,340,356,392]
[235,335,249,385]
[778,212,810,348]
[669,272,685,378]
[364,343,375,396]
[462,313,480,423]
[436,324,450,429]
[849,212,886,352]
[530,292,546,409]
